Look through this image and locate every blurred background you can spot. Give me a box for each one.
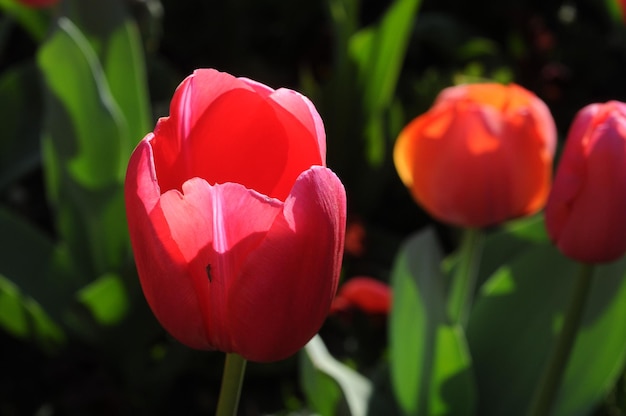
[1,0,626,414]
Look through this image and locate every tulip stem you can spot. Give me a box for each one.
[216,353,247,416]
[447,228,484,327]
[527,263,594,416]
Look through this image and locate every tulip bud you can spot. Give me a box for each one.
[331,276,392,315]
[394,83,557,228]
[125,69,347,362]
[545,101,626,263]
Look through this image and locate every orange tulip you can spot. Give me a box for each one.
[394,83,556,228]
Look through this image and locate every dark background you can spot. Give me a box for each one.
[2,0,626,414]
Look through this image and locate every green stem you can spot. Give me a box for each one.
[527,263,595,416]
[447,228,485,327]
[216,353,247,416]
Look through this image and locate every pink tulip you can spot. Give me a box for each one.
[545,101,626,263]
[125,69,346,362]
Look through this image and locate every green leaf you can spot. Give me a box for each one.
[0,274,65,351]
[37,17,131,277]
[605,0,624,23]
[389,228,475,415]
[0,61,42,190]
[0,208,75,350]
[351,0,420,114]
[349,0,421,167]
[300,343,343,416]
[0,0,50,41]
[102,19,151,152]
[476,214,548,289]
[64,0,151,151]
[77,273,129,326]
[0,207,77,316]
[554,258,626,415]
[38,17,128,190]
[467,245,574,415]
[467,243,626,415]
[303,334,372,416]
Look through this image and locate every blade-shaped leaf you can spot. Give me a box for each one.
[64,0,151,152]
[389,228,475,415]
[554,257,626,415]
[37,17,130,277]
[0,274,65,351]
[77,272,129,326]
[467,241,626,416]
[0,0,49,41]
[476,214,548,289]
[102,19,151,150]
[300,343,343,416]
[38,17,128,190]
[0,207,79,348]
[349,0,421,167]
[351,0,420,114]
[304,334,373,416]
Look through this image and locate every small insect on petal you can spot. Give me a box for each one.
[206,264,212,282]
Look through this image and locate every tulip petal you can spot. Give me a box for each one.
[125,137,209,348]
[238,78,328,159]
[407,103,508,225]
[266,88,327,163]
[127,137,291,350]
[169,69,252,142]
[500,106,555,217]
[547,103,626,262]
[227,166,346,362]
[187,88,322,201]
[156,178,284,351]
[238,77,275,97]
[568,128,626,261]
[392,117,419,189]
[394,83,556,227]
[151,69,256,194]
[151,69,324,201]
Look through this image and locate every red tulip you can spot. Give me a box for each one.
[125,69,346,362]
[344,217,367,257]
[394,83,557,228]
[16,0,58,7]
[545,101,626,263]
[331,277,392,315]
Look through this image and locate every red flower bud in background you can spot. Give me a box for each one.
[331,276,392,315]
[16,0,58,8]
[394,83,557,228]
[545,101,626,263]
[125,69,346,362]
